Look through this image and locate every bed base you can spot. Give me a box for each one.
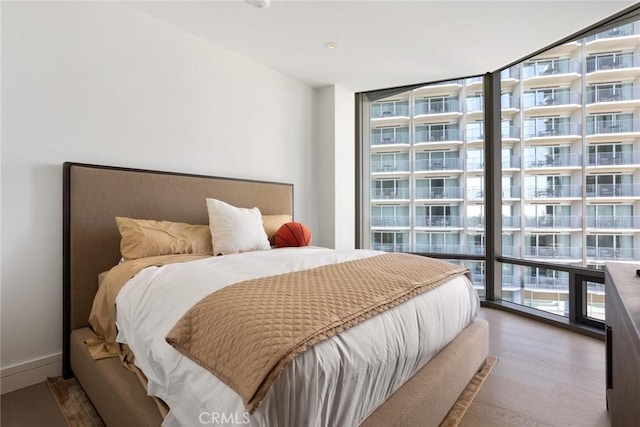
[71,319,488,427]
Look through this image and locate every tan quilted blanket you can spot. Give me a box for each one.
[165,253,470,413]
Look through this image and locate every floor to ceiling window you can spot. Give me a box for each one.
[359,8,640,330]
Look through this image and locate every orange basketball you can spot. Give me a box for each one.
[274,222,312,248]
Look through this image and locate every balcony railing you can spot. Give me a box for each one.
[586,246,638,260]
[588,151,640,166]
[501,67,519,80]
[502,95,519,109]
[523,59,580,78]
[415,244,462,254]
[586,118,637,135]
[415,216,462,227]
[467,244,485,255]
[371,159,410,173]
[523,91,581,108]
[415,129,460,143]
[524,122,581,138]
[372,243,410,252]
[525,153,582,168]
[415,187,461,199]
[371,103,410,119]
[502,125,520,139]
[502,156,521,169]
[587,216,640,229]
[466,129,484,140]
[472,273,485,286]
[414,99,461,115]
[525,246,579,259]
[585,23,637,41]
[468,216,484,227]
[586,53,636,73]
[503,186,521,199]
[586,86,640,104]
[466,98,484,113]
[467,188,485,200]
[371,215,410,227]
[371,187,410,200]
[525,184,581,199]
[467,160,484,171]
[525,277,569,291]
[415,158,462,171]
[525,215,581,228]
[586,183,640,197]
[502,246,521,257]
[371,131,410,145]
[502,216,521,227]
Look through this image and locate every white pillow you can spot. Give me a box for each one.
[206,198,271,255]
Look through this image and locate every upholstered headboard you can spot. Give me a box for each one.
[62,162,293,377]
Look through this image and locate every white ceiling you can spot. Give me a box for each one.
[131,1,637,92]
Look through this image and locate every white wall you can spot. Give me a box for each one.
[0,1,317,388]
[314,85,355,250]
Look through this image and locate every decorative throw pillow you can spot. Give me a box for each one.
[274,222,312,248]
[262,214,293,245]
[115,217,213,261]
[206,198,271,255]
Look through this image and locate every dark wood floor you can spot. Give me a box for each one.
[0,308,608,426]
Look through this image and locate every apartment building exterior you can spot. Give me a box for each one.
[365,22,640,319]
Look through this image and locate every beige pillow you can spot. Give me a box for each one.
[262,214,293,245]
[115,217,213,261]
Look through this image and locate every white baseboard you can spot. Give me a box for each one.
[1,353,62,395]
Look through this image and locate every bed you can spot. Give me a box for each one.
[63,162,489,427]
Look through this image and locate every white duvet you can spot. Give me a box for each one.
[115,247,479,427]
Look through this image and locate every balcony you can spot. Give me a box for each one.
[415,244,462,254]
[371,215,410,228]
[471,273,485,286]
[371,187,410,200]
[586,118,639,136]
[523,122,581,140]
[466,129,484,142]
[586,246,639,261]
[586,183,640,198]
[371,131,410,146]
[371,159,410,173]
[371,103,409,119]
[415,216,462,227]
[468,216,484,227]
[372,243,410,252]
[524,277,569,291]
[502,246,521,257]
[587,216,640,229]
[415,187,461,200]
[523,91,581,116]
[415,129,461,144]
[587,151,640,167]
[502,156,521,169]
[502,125,520,140]
[467,244,485,255]
[525,184,581,199]
[585,23,637,42]
[523,60,581,86]
[467,160,484,171]
[502,216,521,228]
[587,53,636,73]
[525,216,581,229]
[525,153,581,169]
[501,95,520,111]
[525,246,580,259]
[415,158,462,172]
[586,86,640,105]
[414,99,461,116]
[503,186,521,199]
[467,188,485,200]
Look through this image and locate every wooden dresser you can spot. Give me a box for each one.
[604,262,640,426]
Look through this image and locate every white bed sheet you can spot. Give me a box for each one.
[115,247,479,427]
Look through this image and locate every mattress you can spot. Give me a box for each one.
[114,247,480,427]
